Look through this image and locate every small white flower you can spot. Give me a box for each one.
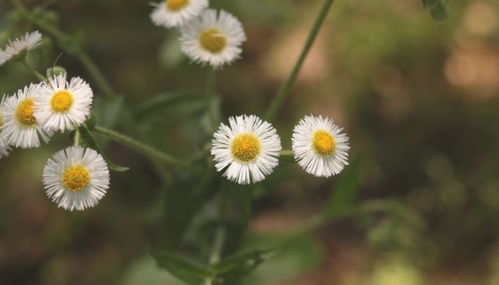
[43,146,110,211]
[34,74,93,132]
[211,114,282,185]
[150,0,209,28]
[0,97,12,158]
[180,9,246,69]
[2,84,53,149]
[0,31,42,66]
[292,115,350,177]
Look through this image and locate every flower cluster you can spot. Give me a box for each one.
[211,114,350,185]
[150,0,246,69]
[0,32,110,211]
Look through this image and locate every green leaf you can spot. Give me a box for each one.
[93,96,124,128]
[210,249,275,281]
[323,157,361,219]
[134,91,208,120]
[78,124,130,172]
[422,0,448,20]
[150,251,212,285]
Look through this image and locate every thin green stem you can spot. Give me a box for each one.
[93,126,188,168]
[208,226,226,264]
[74,129,81,146]
[264,0,335,121]
[22,59,47,81]
[11,0,116,97]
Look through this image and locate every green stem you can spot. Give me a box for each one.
[264,0,335,121]
[208,226,226,264]
[94,126,188,168]
[22,59,47,81]
[11,0,116,97]
[74,129,81,146]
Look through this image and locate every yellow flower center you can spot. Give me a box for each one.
[199,29,227,54]
[165,0,189,11]
[63,165,90,192]
[15,98,37,127]
[231,133,261,162]
[312,130,336,156]
[51,90,74,113]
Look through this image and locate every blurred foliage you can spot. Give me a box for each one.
[0,0,499,284]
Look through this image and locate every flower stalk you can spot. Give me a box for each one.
[264,0,335,121]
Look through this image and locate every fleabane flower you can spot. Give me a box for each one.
[150,0,209,28]
[35,73,93,132]
[180,9,246,69]
[292,115,350,177]
[211,114,282,185]
[2,84,52,149]
[43,146,110,211]
[0,31,42,66]
[0,97,12,158]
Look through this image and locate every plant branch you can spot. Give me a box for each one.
[93,126,188,168]
[264,0,335,121]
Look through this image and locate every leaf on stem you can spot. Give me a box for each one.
[134,91,209,121]
[323,157,361,219]
[209,249,276,281]
[78,123,130,172]
[150,251,213,285]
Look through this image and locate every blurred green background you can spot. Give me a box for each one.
[1,0,499,284]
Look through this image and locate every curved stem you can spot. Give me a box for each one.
[11,0,116,97]
[22,59,47,81]
[93,126,188,168]
[264,0,335,121]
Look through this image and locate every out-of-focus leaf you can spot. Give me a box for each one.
[210,249,275,281]
[134,91,208,120]
[242,234,322,285]
[150,251,212,285]
[79,124,129,172]
[93,95,124,128]
[422,0,448,20]
[323,157,361,219]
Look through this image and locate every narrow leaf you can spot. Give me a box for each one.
[150,251,212,285]
[135,91,208,120]
[79,124,130,172]
[210,249,275,280]
[323,157,361,219]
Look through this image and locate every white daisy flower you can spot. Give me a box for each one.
[2,84,53,149]
[43,146,110,211]
[150,0,209,28]
[179,9,247,69]
[0,31,42,66]
[292,115,350,177]
[34,73,93,132]
[211,114,282,185]
[0,97,12,158]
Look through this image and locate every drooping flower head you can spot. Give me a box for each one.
[35,73,93,132]
[2,84,52,149]
[150,0,209,28]
[292,115,350,177]
[180,9,246,69]
[43,146,110,211]
[0,96,12,158]
[0,31,42,66]
[211,114,282,184]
